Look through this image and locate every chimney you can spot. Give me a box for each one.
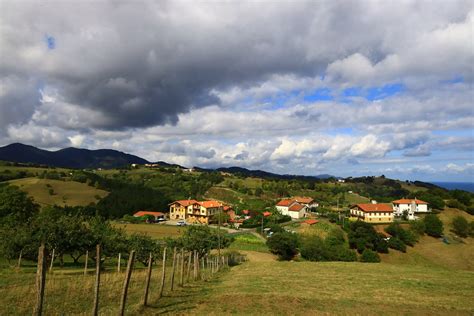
[371,200,377,204]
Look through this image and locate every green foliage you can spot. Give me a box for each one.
[385,223,417,246]
[360,249,381,263]
[423,214,444,237]
[266,231,299,260]
[348,221,387,254]
[388,237,406,252]
[408,191,446,210]
[0,184,39,220]
[325,228,346,247]
[126,234,162,265]
[300,234,356,262]
[450,190,472,207]
[469,221,474,237]
[409,220,426,236]
[180,225,232,257]
[451,216,469,238]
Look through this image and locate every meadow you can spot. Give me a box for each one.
[7,178,109,207]
[114,223,186,239]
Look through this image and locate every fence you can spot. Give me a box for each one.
[21,245,246,315]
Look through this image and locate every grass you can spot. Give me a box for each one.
[113,223,186,239]
[7,178,108,207]
[228,233,269,253]
[289,218,339,239]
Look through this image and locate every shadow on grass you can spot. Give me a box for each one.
[140,275,224,314]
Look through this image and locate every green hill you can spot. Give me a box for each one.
[7,178,108,207]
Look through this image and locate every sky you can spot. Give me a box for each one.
[0,0,473,182]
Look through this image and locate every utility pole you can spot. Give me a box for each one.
[217,205,221,259]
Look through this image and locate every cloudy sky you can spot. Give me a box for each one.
[0,1,473,181]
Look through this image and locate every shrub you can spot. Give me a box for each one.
[348,221,386,253]
[385,223,417,246]
[325,228,346,246]
[300,235,327,261]
[469,221,474,237]
[388,237,406,252]
[327,246,357,262]
[409,220,426,236]
[266,231,299,260]
[452,216,469,238]
[360,249,380,263]
[423,214,444,237]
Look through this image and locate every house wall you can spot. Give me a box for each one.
[276,205,289,216]
[350,207,393,223]
[170,204,186,220]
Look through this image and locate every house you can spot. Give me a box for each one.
[169,199,223,224]
[133,211,165,221]
[276,199,296,216]
[350,203,394,223]
[223,205,236,221]
[392,198,430,220]
[293,196,319,208]
[276,199,307,219]
[169,200,198,221]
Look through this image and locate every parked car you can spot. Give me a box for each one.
[176,220,187,226]
[157,218,167,222]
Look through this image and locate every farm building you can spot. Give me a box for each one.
[350,203,394,223]
[392,198,430,220]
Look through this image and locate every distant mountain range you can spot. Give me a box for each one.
[0,143,148,169]
[0,143,335,180]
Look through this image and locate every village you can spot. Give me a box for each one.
[131,196,431,228]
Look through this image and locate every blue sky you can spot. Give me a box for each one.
[0,1,472,182]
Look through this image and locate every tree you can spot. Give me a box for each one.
[409,220,425,236]
[360,249,380,263]
[300,235,327,261]
[127,234,162,265]
[452,216,469,238]
[0,184,39,220]
[423,214,444,237]
[255,187,263,197]
[180,225,232,257]
[388,237,406,252]
[266,232,299,260]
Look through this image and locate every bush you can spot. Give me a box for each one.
[327,246,357,262]
[470,221,474,237]
[452,216,469,238]
[325,228,346,247]
[423,214,444,237]
[360,249,380,263]
[409,220,426,236]
[385,223,417,246]
[300,235,327,261]
[388,237,406,252]
[266,231,299,260]
[348,221,386,254]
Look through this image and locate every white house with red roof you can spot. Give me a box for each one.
[392,198,429,220]
[276,198,307,219]
[293,196,319,208]
[350,202,394,223]
[133,211,165,220]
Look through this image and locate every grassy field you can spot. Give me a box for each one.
[7,178,108,207]
[228,233,269,253]
[285,218,339,239]
[113,223,186,239]
[205,186,272,210]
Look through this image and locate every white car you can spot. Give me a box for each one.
[176,220,187,226]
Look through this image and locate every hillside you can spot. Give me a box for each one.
[8,178,108,207]
[0,143,148,169]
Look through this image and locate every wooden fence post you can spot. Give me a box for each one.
[83,250,88,275]
[170,247,177,291]
[49,248,55,273]
[201,257,205,280]
[119,250,135,316]
[186,251,192,282]
[33,243,46,316]
[158,247,167,299]
[179,248,185,286]
[17,250,23,269]
[193,251,198,281]
[92,244,101,316]
[142,252,153,306]
[117,253,121,273]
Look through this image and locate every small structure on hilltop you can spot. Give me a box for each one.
[349,202,394,223]
[392,198,430,220]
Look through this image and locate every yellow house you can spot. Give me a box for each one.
[169,200,198,220]
[350,203,394,223]
[169,199,223,224]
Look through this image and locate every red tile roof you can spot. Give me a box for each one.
[294,197,314,204]
[392,199,428,205]
[170,199,198,206]
[242,209,250,215]
[353,203,393,213]
[276,199,295,207]
[133,211,165,217]
[304,219,319,225]
[263,211,271,217]
[198,201,222,208]
[289,203,305,212]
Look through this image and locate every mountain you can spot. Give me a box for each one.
[194,166,336,181]
[0,143,149,169]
